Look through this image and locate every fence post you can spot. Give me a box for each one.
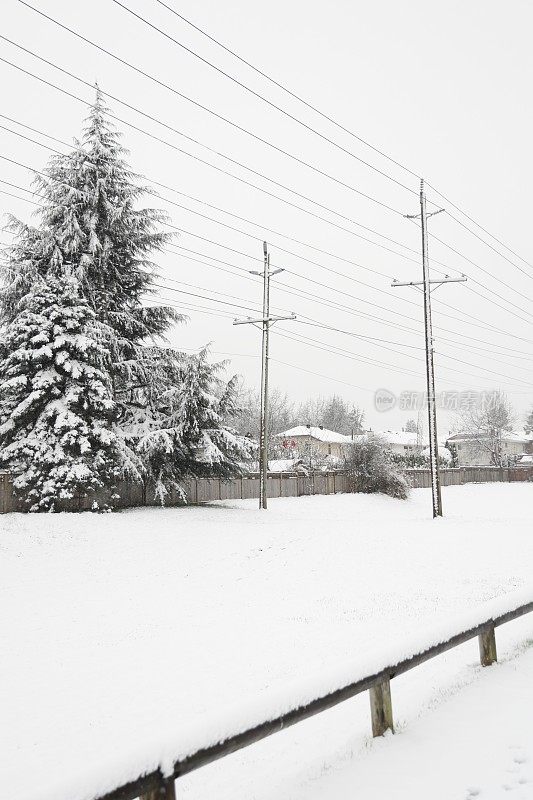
[140,776,176,800]
[369,677,394,737]
[478,626,497,666]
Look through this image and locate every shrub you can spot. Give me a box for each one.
[345,434,410,499]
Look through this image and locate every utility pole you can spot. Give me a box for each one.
[234,242,296,509]
[392,179,466,518]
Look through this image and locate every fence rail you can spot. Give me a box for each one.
[92,599,533,800]
[0,466,531,512]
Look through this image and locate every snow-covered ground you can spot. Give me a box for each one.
[1,483,532,800]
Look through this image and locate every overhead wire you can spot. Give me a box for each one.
[273,326,533,389]
[425,181,533,271]
[0,28,405,216]
[107,0,419,197]
[1,46,530,318]
[13,4,532,296]
[152,279,533,387]
[0,110,425,264]
[152,0,533,280]
[4,136,530,338]
[152,0,421,181]
[2,224,531,366]
[2,6,532,396]
[1,175,532,357]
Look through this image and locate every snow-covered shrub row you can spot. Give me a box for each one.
[0,90,252,511]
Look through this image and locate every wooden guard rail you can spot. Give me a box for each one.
[93,600,533,800]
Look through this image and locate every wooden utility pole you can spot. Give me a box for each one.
[233,242,295,509]
[392,179,466,518]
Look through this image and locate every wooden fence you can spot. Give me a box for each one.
[0,471,351,512]
[0,466,531,512]
[404,465,533,488]
[90,598,533,800]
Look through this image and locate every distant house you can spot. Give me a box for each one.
[276,425,353,461]
[372,430,424,455]
[446,431,532,466]
[355,430,450,460]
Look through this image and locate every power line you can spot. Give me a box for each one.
[153,0,421,182]
[1,228,528,388]
[148,294,239,320]
[0,186,39,205]
[165,0,532,282]
[1,26,405,217]
[10,111,527,327]
[142,282,532,383]
[2,47,530,317]
[1,168,531,352]
[158,198,533,332]
[166,253,533,362]
[274,328,425,381]
[108,0,419,197]
[405,215,533,320]
[20,0,530,297]
[443,209,532,281]
[150,181,533,323]
[5,142,519,337]
[425,181,533,271]
[151,282,261,315]
[3,125,527,328]
[11,115,505,326]
[274,326,533,389]
[2,175,531,357]
[0,151,422,318]
[154,279,533,388]
[427,225,530,306]
[3,226,531,367]
[2,125,532,348]
[0,110,424,263]
[158,245,533,357]
[0,48,439,269]
[116,0,533,285]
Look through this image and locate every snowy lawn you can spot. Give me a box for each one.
[1,483,532,800]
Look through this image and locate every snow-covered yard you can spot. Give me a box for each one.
[1,483,532,800]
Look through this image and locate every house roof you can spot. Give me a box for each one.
[356,430,448,449]
[276,426,352,444]
[374,430,423,447]
[447,431,531,444]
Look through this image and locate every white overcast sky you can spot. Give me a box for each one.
[1,0,532,433]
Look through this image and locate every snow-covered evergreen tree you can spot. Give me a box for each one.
[1,88,252,508]
[3,88,178,411]
[3,88,174,338]
[0,277,118,511]
[132,348,253,502]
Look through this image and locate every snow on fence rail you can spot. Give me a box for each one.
[0,466,531,512]
[84,590,533,800]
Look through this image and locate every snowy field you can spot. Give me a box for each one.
[1,483,532,800]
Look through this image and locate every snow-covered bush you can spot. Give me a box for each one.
[0,278,118,511]
[391,450,451,469]
[345,434,410,500]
